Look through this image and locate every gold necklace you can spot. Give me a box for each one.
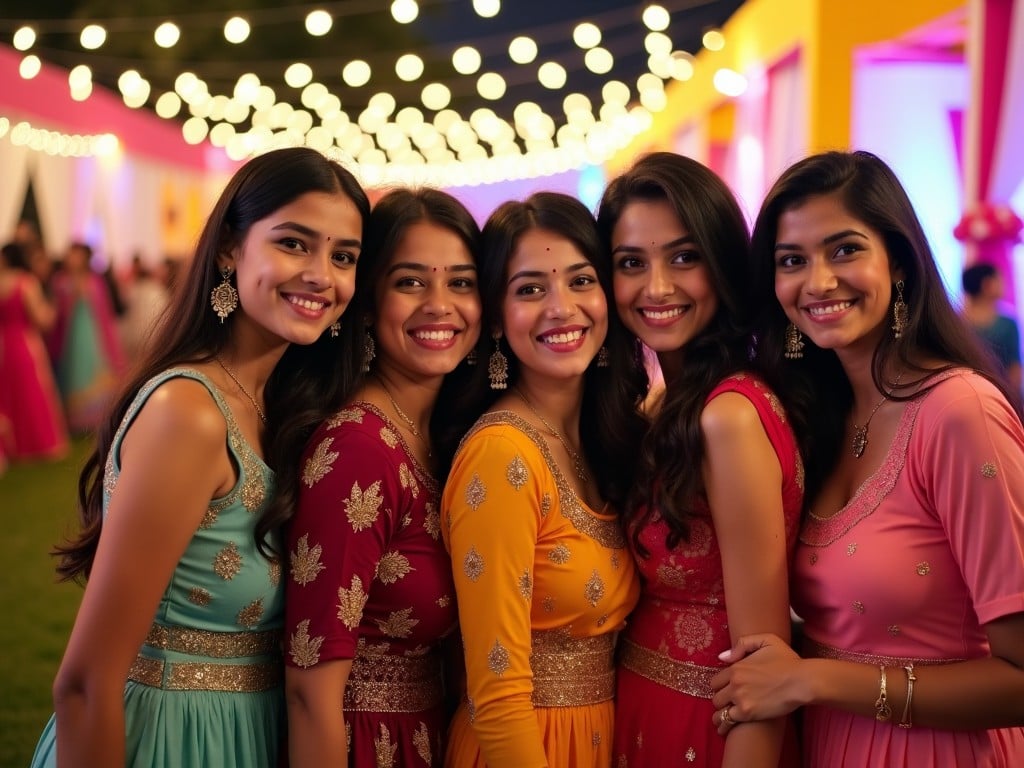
[377,378,431,457]
[851,373,903,458]
[514,387,588,483]
[215,356,266,424]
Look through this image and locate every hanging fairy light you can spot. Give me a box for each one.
[80,24,107,50]
[391,0,419,24]
[154,22,180,49]
[13,26,36,51]
[224,17,250,44]
[473,0,501,18]
[305,10,332,37]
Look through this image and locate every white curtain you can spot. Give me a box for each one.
[0,140,31,241]
[33,149,75,256]
[765,53,806,189]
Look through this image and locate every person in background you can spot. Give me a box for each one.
[29,147,370,768]
[961,262,1021,393]
[442,192,647,768]
[597,152,803,768]
[284,187,483,766]
[119,255,171,360]
[712,150,1024,767]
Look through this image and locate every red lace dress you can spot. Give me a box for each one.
[613,374,804,767]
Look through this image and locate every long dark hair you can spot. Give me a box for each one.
[751,150,1017,505]
[597,152,773,551]
[351,186,485,476]
[56,147,371,581]
[478,191,647,511]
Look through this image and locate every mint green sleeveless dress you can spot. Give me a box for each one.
[30,368,285,768]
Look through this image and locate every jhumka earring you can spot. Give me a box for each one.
[362,328,376,372]
[210,267,238,322]
[596,346,610,367]
[329,321,341,338]
[784,323,805,360]
[488,334,509,390]
[892,280,908,339]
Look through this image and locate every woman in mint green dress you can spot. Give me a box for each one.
[30,147,370,768]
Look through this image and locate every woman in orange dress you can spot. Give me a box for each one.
[442,192,647,767]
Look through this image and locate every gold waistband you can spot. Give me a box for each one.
[530,631,615,708]
[128,654,282,692]
[802,638,965,667]
[143,624,281,658]
[344,649,443,713]
[619,639,716,699]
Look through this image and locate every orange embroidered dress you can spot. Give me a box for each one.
[442,412,640,768]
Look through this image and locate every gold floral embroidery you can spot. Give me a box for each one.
[916,561,931,576]
[540,493,551,517]
[592,731,601,747]
[596,614,608,627]
[584,569,605,606]
[506,454,528,490]
[379,426,399,449]
[809,553,819,565]
[846,542,857,556]
[463,547,485,582]
[374,723,397,768]
[345,721,352,750]
[617,756,628,768]
[376,551,414,584]
[290,534,326,586]
[795,456,805,491]
[549,543,571,564]
[888,624,900,635]
[467,696,477,722]
[423,502,441,540]
[852,600,865,614]
[187,587,212,606]
[436,595,450,607]
[213,542,242,580]
[656,564,687,589]
[237,598,263,628]
[267,559,281,586]
[672,609,713,653]
[611,551,620,569]
[199,506,219,529]
[981,461,997,478]
[762,388,786,422]
[542,595,555,612]
[326,406,364,428]
[399,462,420,499]
[685,747,696,761]
[289,619,324,668]
[413,722,432,765]
[345,480,384,531]
[518,569,533,599]
[237,446,265,513]
[337,575,369,630]
[488,639,510,675]
[302,436,338,487]
[377,608,419,638]
[680,521,712,557]
[465,474,486,510]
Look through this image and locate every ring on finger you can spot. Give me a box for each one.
[721,706,734,726]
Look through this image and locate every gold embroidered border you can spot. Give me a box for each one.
[143,624,281,658]
[344,650,443,713]
[619,639,716,699]
[530,630,615,707]
[802,638,964,667]
[128,655,281,692]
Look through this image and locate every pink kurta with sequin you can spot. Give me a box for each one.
[793,370,1024,767]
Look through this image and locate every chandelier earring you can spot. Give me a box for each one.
[892,280,908,339]
[784,323,805,360]
[329,320,341,338]
[488,334,509,390]
[210,267,238,322]
[362,328,376,372]
[596,345,610,367]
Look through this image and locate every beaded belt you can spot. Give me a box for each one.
[530,631,615,707]
[128,655,281,692]
[344,649,443,713]
[619,639,716,699]
[142,624,281,658]
[802,638,965,667]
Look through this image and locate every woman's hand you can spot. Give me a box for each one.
[710,634,806,735]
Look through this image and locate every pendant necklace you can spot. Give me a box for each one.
[514,387,588,483]
[215,357,266,424]
[851,372,904,458]
[377,378,432,458]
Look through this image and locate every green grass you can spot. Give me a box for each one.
[0,439,91,768]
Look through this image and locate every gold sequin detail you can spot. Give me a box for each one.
[237,445,265,513]
[413,722,432,765]
[852,600,865,614]
[436,595,450,607]
[618,756,628,768]
[540,493,551,517]
[268,559,281,586]
[467,696,477,723]
[302,436,338,487]
[611,551,620,569]
[344,641,442,713]
[981,461,997,478]
[128,655,280,692]
[795,455,806,491]
[596,614,608,627]
[375,723,398,768]
[463,546,485,582]
[289,619,324,668]
[680,520,712,557]
[377,608,419,638]
[213,542,242,580]
[379,427,399,449]
[530,631,615,706]
[488,639,510,676]
[103,448,117,496]
[143,624,280,656]
[376,551,414,584]
[199,506,219,529]
[337,574,369,630]
[465,474,486,510]
[542,595,555,612]
[685,747,697,761]
[506,454,528,490]
[345,479,384,531]
[518,569,533,599]
[326,406,364,428]
[237,598,263,628]
[187,587,212,606]
[592,731,601,747]
[291,534,326,585]
[888,624,900,635]
[846,542,858,556]
[549,542,571,564]
[916,561,931,576]
[809,553,819,565]
[399,462,420,499]
[656,564,687,589]
[584,569,605,606]
[423,502,441,540]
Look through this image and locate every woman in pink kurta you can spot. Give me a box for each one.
[711,151,1024,767]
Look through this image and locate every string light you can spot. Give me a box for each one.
[224,17,250,44]
[0,115,119,157]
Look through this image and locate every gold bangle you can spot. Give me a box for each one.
[898,663,916,729]
[874,665,892,721]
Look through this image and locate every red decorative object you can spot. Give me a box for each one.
[953,202,1023,244]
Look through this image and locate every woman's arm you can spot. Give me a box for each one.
[20,273,56,331]
[702,392,793,768]
[53,379,231,767]
[286,660,354,765]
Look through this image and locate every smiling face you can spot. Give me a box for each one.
[610,198,718,354]
[773,192,899,362]
[502,227,607,385]
[372,220,481,382]
[226,189,363,346]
